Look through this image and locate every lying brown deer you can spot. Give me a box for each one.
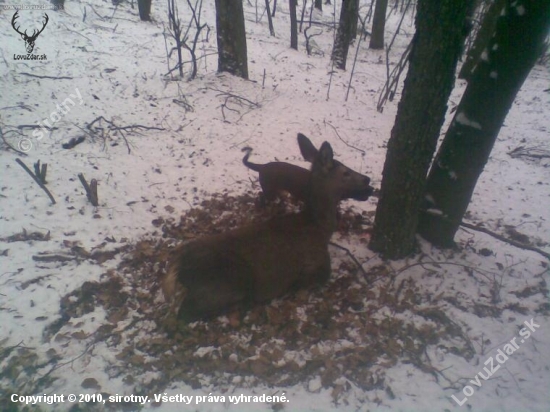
[164,141,370,321]
[242,133,373,202]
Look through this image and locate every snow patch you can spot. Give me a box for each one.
[516,4,526,15]
[455,112,482,130]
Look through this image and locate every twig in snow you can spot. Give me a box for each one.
[19,72,74,80]
[33,160,48,184]
[208,88,260,123]
[459,221,550,260]
[324,121,366,156]
[507,145,550,160]
[86,116,164,154]
[32,254,76,263]
[60,22,92,42]
[15,159,56,204]
[89,4,108,20]
[209,88,260,108]
[0,127,28,156]
[329,241,369,278]
[17,124,58,131]
[78,173,99,206]
[35,343,96,388]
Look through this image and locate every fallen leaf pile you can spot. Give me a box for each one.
[32,192,486,409]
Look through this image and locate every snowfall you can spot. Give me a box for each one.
[0,1,549,411]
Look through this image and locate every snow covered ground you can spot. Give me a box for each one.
[0,1,549,411]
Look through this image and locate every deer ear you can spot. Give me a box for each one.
[318,142,334,167]
[297,133,318,162]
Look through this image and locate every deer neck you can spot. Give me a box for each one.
[304,183,339,238]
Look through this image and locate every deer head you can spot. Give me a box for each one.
[12,11,49,54]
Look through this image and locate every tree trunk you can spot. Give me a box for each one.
[265,0,275,36]
[369,0,388,49]
[418,0,550,247]
[299,0,308,33]
[51,0,64,10]
[315,0,322,11]
[215,0,249,79]
[137,0,152,21]
[369,0,473,259]
[331,0,359,70]
[350,0,360,40]
[458,0,506,80]
[289,0,298,50]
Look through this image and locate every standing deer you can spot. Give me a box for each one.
[11,11,49,54]
[242,133,373,202]
[164,141,368,321]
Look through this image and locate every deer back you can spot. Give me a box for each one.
[242,147,310,201]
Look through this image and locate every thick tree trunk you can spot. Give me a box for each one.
[289,0,298,50]
[331,0,359,70]
[459,0,506,80]
[137,0,152,21]
[369,0,388,49]
[215,0,249,79]
[369,0,473,259]
[418,0,550,247]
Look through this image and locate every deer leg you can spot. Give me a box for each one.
[286,253,331,295]
[259,175,277,203]
[178,279,249,321]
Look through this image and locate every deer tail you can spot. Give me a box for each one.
[241,147,263,172]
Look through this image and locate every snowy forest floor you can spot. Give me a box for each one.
[0,1,549,411]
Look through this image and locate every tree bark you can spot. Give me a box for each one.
[350,0,360,40]
[369,0,388,49]
[215,0,249,79]
[459,0,506,80]
[265,0,275,36]
[137,0,152,21]
[331,0,359,70]
[51,0,64,10]
[418,0,550,247]
[289,0,298,50]
[369,0,474,259]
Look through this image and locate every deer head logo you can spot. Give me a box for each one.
[11,11,49,54]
